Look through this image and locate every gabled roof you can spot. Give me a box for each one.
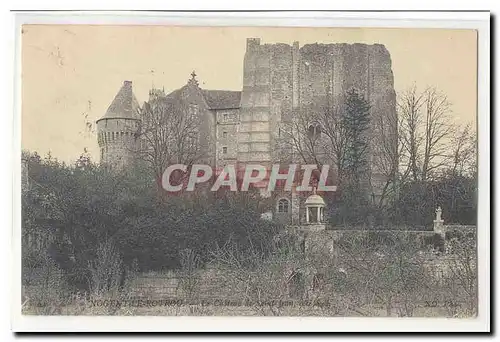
[98,81,140,122]
[149,75,242,111]
[201,90,241,110]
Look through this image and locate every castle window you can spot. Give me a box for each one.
[223,114,228,122]
[307,123,322,139]
[277,198,290,213]
[222,146,228,154]
[222,131,228,139]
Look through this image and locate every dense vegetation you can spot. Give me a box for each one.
[22,149,476,301]
[22,151,280,293]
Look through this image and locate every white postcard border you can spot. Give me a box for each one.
[11,11,490,333]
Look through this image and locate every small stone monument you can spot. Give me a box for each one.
[304,187,326,231]
[433,206,444,236]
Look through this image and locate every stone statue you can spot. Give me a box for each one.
[435,206,442,222]
[434,206,444,236]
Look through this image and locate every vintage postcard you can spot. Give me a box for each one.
[13,12,490,332]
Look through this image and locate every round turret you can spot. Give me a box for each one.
[96,80,141,169]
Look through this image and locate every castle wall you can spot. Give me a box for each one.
[97,118,140,168]
[239,38,272,167]
[299,43,397,197]
[269,43,294,163]
[100,39,397,199]
[174,84,217,167]
[240,38,397,197]
[215,108,239,169]
[239,39,297,168]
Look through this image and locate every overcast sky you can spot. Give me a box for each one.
[21,25,477,163]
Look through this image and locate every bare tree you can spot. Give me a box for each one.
[87,239,123,296]
[317,103,349,186]
[138,93,203,190]
[277,106,326,168]
[443,234,477,317]
[207,233,309,315]
[277,93,366,188]
[370,110,399,208]
[421,88,454,181]
[177,248,201,299]
[333,232,437,317]
[449,123,477,178]
[398,85,454,183]
[398,85,425,182]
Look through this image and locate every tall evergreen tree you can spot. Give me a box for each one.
[342,88,371,184]
[337,88,371,225]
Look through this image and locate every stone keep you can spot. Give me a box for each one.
[240,38,397,199]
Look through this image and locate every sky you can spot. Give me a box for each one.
[21,25,477,163]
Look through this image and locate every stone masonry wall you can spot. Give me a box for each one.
[240,39,397,197]
[215,108,240,169]
[239,38,273,167]
[97,118,140,169]
[299,43,397,197]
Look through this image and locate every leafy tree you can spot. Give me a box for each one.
[22,150,281,293]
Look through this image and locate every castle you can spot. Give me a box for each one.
[96,38,398,226]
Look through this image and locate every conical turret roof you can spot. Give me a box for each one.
[97,81,140,122]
